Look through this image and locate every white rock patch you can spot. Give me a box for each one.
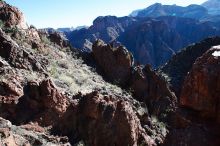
[212,46,220,57]
[212,51,220,57]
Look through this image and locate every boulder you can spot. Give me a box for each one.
[92,39,133,85]
[180,45,220,122]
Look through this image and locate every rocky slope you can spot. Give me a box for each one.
[91,38,220,146]
[0,1,174,146]
[0,1,220,146]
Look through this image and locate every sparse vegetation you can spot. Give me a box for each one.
[41,35,51,44]
[4,26,19,34]
[0,20,4,28]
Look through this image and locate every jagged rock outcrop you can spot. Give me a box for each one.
[0,117,70,146]
[0,28,44,71]
[55,91,168,146]
[0,1,28,29]
[160,37,220,97]
[160,39,220,146]
[180,46,220,122]
[130,65,176,120]
[48,31,70,48]
[92,39,175,120]
[92,40,133,85]
[77,92,156,146]
[92,40,176,120]
[14,79,69,125]
[0,77,69,126]
[0,72,24,120]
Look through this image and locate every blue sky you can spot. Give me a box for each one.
[5,0,207,28]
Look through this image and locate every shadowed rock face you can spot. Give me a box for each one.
[92,39,133,85]
[160,37,220,97]
[180,46,220,122]
[0,1,28,29]
[130,65,176,120]
[48,31,70,48]
[160,40,220,146]
[21,79,69,122]
[0,78,69,126]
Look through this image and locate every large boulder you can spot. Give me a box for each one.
[0,1,28,29]
[92,39,133,85]
[180,46,220,122]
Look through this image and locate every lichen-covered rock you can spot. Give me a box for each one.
[180,46,220,122]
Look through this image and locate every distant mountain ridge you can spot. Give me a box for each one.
[63,1,220,68]
[202,0,220,15]
[65,16,220,68]
[130,3,208,20]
